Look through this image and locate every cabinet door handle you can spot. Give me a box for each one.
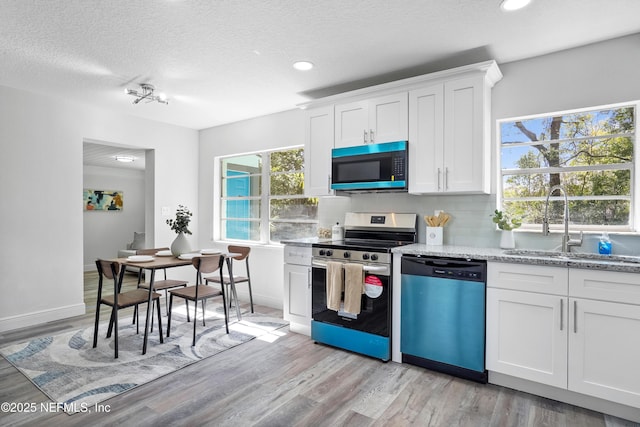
[370,129,374,143]
[308,267,311,288]
[327,174,331,192]
[363,130,368,143]
[573,300,577,333]
[445,167,449,190]
[437,168,442,190]
[560,299,564,331]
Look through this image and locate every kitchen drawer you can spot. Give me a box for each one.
[570,269,640,305]
[487,262,568,295]
[284,245,312,266]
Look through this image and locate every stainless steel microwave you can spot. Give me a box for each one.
[331,141,408,192]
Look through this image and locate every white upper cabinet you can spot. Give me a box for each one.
[334,100,368,148]
[334,93,408,148]
[443,76,487,192]
[301,60,502,196]
[409,73,492,194]
[407,84,444,193]
[304,105,334,196]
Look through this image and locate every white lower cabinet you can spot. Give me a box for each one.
[568,270,640,408]
[487,288,568,388]
[486,263,568,388]
[487,262,640,410]
[283,245,312,335]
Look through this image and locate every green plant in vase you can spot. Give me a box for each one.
[492,209,521,249]
[491,209,521,231]
[166,205,193,235]
[167,205,193,255]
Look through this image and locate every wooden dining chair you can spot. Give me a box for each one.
[135,247,188,316]
[167,255,229,346]
[205,245,254,314]
[93,259,163,358]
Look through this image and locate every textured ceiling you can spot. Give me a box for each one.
[2,0,640,132]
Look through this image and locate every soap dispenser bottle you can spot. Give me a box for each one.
[598,232,612,255]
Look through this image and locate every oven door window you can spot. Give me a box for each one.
[311,266,390,337]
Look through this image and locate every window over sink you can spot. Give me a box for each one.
[498,102,637,232]
[218,147,318,243]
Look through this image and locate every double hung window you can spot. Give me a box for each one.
[219,147,318,243]
[498,103,636,231]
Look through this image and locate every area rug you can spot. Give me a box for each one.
[0,304,288,414]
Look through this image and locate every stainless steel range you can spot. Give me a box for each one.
[311,212,417,361]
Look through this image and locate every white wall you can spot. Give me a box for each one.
[0,85,198,332]
[493,34,640,121]
[198,109,305,308]
[83,165,145,270]
[198,33,640,302]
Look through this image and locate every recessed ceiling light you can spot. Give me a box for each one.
[115,156,135,163]
[293,61,314,71]
[501,0,531,11]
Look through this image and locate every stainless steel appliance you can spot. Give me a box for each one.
[331,141,408,192]
[401,255,487,383]
[311,212,417,361]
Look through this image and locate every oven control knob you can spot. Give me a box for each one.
[371,254,379,261]
[319,249,326,256]
[326,250,333,257]
[343,252,351,258]
[362,253,370,260]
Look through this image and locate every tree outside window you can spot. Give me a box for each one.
[269,148,318,242]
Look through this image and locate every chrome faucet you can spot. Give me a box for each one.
[542,185,583,252]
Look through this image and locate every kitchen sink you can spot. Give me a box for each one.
[503,249,640,265]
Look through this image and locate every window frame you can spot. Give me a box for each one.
[215,145,318,245]
[496,101,638,233]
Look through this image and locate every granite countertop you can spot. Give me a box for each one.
[281,237,332,247]
[393,244,640,274]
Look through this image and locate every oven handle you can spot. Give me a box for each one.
[311,260,388,274]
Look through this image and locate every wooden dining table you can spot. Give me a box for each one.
[115,251,240,355]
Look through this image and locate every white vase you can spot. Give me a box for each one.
[500,229,515,249]
[171,232,191,256]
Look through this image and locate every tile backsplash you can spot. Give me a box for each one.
[318,193,640,256]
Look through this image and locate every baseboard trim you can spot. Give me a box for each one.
[0,303,86,333]
[289,323,310,336]
[489,372,640,423]
[235,292,281,311]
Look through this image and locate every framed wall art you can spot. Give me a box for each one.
[83,189,123,211]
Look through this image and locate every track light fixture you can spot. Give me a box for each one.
[125,83,168,105]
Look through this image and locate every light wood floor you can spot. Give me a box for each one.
[0,273,638,427]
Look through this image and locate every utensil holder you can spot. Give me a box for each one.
[426,226,443,245]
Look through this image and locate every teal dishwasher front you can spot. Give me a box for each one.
[400,255,487,383]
